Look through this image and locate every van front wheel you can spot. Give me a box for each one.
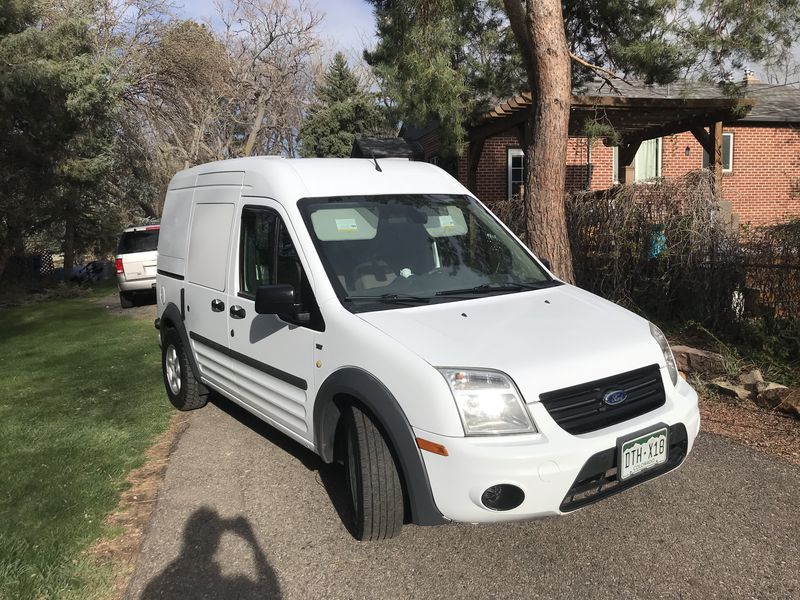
[344,405,404,541]
[161,329,207,411]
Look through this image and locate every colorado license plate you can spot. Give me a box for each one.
[618,427,668,481]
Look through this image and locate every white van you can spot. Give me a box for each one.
[155,157,699,541]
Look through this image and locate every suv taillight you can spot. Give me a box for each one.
[115,258,124,275]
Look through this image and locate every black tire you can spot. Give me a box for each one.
[119,291,136,309]
[344,405,404,541]
[162,328,207,411]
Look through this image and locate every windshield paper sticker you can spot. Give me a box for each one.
[335,218,358,232]
[439,215,455,228]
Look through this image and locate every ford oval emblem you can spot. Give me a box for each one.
[603,390,628,406]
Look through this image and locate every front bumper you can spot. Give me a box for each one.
[415,373,700,523]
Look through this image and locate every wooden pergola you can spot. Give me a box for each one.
[467,87,755,192]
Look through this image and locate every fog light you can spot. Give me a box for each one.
[480,484,525,511]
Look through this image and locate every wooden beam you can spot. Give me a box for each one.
[469,108,529,141]
[690,127,714,156]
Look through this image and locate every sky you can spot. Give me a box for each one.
[179,0,378,57]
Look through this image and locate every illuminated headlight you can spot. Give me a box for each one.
[649,323,679,386]
[438,368,536,436]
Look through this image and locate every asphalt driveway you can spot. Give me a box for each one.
[125,398,800,600]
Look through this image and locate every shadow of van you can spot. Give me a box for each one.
[208,395,357,536]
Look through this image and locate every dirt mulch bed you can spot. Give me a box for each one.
[92,292,157,322]
[700,394,800,466]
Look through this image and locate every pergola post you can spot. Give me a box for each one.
[466,138,485,193]
[617,140,641,185]
[691,121,724,195]
[711,120,723,195]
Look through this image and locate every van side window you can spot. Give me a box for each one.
[239,206,324,330]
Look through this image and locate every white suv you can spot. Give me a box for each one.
[155,158,700,541]
[116,225,159,308]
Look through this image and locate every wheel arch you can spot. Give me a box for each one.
[313,367,447,526]
[159,302,202,382]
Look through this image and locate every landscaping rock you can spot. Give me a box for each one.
[739,368,764,387]
[754,383,790,409]
[710,379,752,401]
[671,345,727,378]
[776,389,800,419]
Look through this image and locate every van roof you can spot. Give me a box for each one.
[167,157,470,202]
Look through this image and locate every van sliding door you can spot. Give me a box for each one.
[184,186,239,396]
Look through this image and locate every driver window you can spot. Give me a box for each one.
[239,207,306,300]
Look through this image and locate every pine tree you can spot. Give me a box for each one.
[299,53,388,157]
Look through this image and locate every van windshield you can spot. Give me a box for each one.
[297,194,560,312]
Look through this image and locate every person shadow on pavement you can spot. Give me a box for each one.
[139,506,281,599]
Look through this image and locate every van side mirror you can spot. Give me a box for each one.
[255,284,296,315]
[539,257,551,271]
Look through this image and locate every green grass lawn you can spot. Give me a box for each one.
[0,289,173,600]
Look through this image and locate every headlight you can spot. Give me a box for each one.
[437,368,536,435]
[649,323,678,386]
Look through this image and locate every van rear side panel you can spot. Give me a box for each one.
[158,188,194,276]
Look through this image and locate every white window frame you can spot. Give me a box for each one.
[703,132,734,173]
[507,148,525,199]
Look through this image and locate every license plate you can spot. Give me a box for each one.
[618,426,668,481]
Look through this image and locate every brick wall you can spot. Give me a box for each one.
[661,126,800,226]
[454,124,800,225]
[456,135,616,204]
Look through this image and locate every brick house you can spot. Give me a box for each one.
[402,78,800,226]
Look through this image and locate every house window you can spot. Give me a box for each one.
[612,138,662,183]
[703,132,733,172]
[507,148,525,199]
[634,138,662,181]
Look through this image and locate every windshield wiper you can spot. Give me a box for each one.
[435,281,561,296]
[344,293,431,305]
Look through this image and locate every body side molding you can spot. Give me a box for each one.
[189,331,308,391]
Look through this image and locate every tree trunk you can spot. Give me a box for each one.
[243,100,266,157]
[504,0,575,283]
[63,211,76,279]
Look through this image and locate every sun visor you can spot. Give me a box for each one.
[310,207,379,241]
[424,206,468,237]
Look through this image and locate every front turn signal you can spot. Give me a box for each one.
[416,437,449,456]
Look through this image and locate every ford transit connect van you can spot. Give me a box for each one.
[155,157,700,541]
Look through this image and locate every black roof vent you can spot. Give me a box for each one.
[350,137,423,160]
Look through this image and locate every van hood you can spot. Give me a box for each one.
[357,284,666,402]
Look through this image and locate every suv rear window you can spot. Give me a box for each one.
[117,230,159,254]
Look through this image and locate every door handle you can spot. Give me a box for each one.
[230,305,246,319]
[211,299,225,312]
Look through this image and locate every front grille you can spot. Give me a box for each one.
[539,364,666,435]
[560,423,688,512]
